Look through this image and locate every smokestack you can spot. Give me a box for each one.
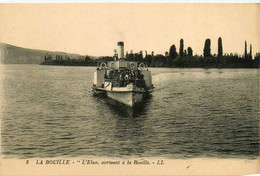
[117,41,124,59]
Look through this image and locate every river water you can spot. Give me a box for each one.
[1,65,259,159]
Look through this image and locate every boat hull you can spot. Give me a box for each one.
[107,91,144,107]
[93,86,148,107]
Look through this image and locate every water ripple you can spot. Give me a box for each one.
[1,65,259,159]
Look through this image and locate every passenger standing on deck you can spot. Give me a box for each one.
[121,71,126,87]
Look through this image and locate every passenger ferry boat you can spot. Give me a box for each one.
[92,42,154,107]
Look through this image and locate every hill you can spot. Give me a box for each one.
[0,43,87,64]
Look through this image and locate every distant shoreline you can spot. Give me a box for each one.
[1,42,260,68]
[38,63,259,69]
[40,56,260,69]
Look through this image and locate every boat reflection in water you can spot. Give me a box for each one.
[92,92,153,157]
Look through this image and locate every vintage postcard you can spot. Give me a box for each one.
[0,2,259,176]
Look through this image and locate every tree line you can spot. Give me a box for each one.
[41,37,260,68]
[41,54,97,66]
[140,37,259,68]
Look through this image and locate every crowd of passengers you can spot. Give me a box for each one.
[105,69,144,87]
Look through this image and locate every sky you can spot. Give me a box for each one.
[0,3,259,57]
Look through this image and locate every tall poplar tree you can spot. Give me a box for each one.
[218,37,223,57]
[187,47,193,56]
[169,44,177,59]
[179,39,184,56]
[244,41,247,58]
[250,44,252,60]
[203,39,211,57]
